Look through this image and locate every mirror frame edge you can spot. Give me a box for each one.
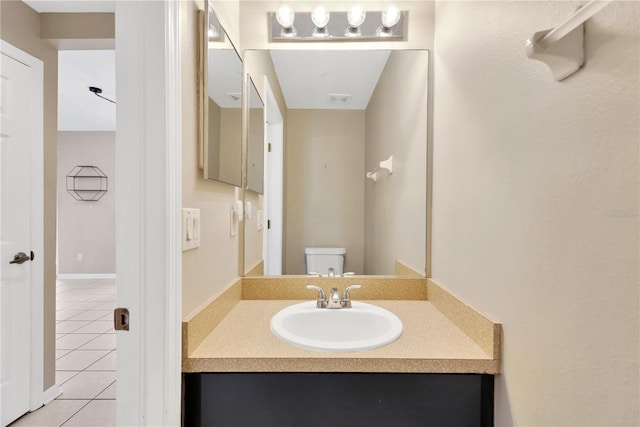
[197,6,207,171]
[425,49,433,279]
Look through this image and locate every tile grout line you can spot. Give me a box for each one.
[54,279,116,426]
[59,400,93,427]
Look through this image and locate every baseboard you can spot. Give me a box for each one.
[56,273,117,280]
[42,384,61,405]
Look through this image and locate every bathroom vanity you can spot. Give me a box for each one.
[181,277,501,426]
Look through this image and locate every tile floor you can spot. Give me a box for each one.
[10,279,117,427]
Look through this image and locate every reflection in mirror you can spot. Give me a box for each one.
[247,77,265,194]
[244,77,266,276]
[202,5,243,186]
[248,50,428,277]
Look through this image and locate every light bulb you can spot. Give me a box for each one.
[207,9,219,39]
[276,5,295,29]
[208,24,218,39]
[381,5,401,28]
[347,5,366,28]
[311,5,330,29]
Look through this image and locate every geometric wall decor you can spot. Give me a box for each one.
[66,165,108,201]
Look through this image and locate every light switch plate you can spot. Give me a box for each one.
[182,208,201,251]
[257,210,264,231]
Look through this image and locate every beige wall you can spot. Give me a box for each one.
[57,132,115,274]
[432,1,639,425]
[285,110,365,274]
[365,50,428,275]
[218,108,242,185]
[182,0,240,319]
[40,12,114,50]
[243,50,287,113]
[1,0,59,390]
[246,99,264,193]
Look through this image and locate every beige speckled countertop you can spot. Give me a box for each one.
[183,297,500,374]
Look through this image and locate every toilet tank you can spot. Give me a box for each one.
[305,247,346,275]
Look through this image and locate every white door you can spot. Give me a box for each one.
[263,79,283,275]
[1,48,34,427]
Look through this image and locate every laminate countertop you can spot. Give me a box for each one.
[182,299,500,374]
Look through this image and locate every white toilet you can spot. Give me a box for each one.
[305,247,346,275]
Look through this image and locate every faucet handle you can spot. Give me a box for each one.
[306,285,327,308]
[341,285,361,308]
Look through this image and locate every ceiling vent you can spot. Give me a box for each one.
[328,93,352,104]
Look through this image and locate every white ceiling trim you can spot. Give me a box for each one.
[23,0,114,13]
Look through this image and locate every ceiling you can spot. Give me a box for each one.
[22,1,116,131]
[270,50,391,110]
[58,50,116,131]
[208,49,243,108]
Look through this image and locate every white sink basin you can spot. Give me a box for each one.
[270,301,403,352]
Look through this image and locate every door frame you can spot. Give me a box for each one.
[114,1,181,425]
[0,40,45,411]
[263,77,284,275]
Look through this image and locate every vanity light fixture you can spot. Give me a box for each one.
[311,5,330,37]
[378,5,401,36]
[269,6,406,41]
[346,4,366,36]
[276,5,296,37]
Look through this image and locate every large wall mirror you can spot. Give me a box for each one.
[244,49,429,278]
[200,4,243,186]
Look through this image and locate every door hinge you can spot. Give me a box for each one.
[268,142,272,153]
[114,307,130,331]
[267,219,271,229]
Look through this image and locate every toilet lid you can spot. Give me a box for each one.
[305,247,346,255]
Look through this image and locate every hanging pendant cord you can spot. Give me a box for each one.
[89,86,116,104]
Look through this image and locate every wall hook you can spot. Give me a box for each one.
[525,1,612,81]
[379,155,393,174]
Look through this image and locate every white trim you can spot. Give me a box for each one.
[163,0,183,424]
[41,385,61,405]
[263,77,284,275]
[115,1,181,425]
[56,274,116,280]
[0,40,45,414]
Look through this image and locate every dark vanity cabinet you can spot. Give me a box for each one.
[183,373,494,427]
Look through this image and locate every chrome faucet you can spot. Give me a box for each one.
[306,285,327,308]
[328,267,335,277]
[306,284,362,309]
[340,284,361,308]
[327,287,341,308]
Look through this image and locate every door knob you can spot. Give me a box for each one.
[9,252,31,265]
